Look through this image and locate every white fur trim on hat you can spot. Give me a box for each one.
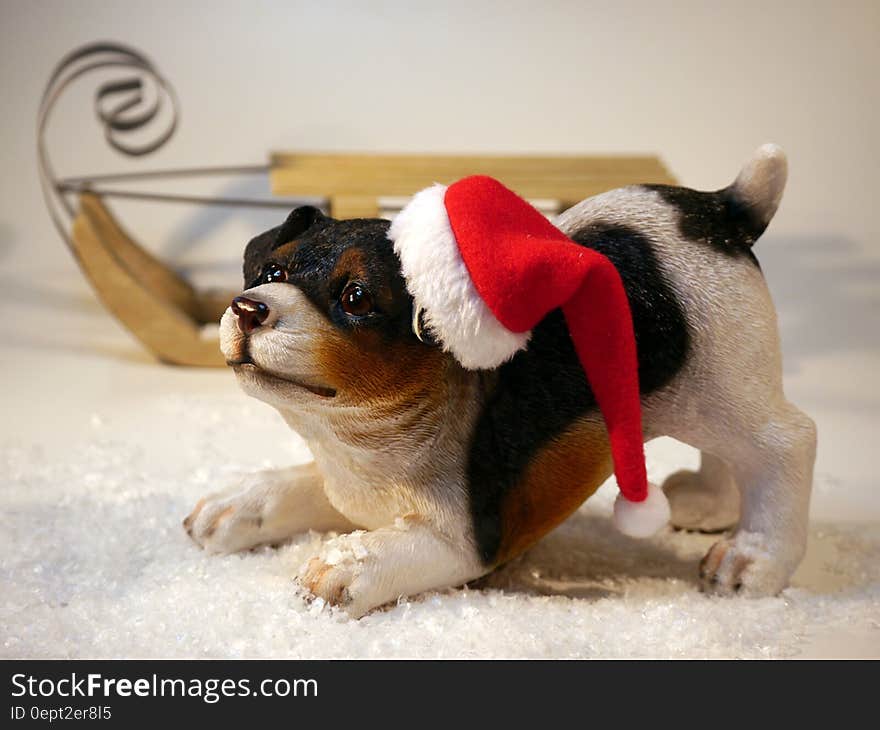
[613,481,670,538]
[389,184,530,370]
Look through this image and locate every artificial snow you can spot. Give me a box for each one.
[1,393,878,659]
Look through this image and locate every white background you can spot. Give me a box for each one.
[1,1,878,515]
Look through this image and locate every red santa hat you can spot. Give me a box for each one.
[388,175,670,538]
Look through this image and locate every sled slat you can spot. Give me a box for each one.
[271,152,677,217]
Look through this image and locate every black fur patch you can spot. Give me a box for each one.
[242,210,417,342]
[241,206,327,286]
[466,225,690,565]
[644,185,766,266]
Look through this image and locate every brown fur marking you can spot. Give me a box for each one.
[496,417,613,564]
[271,240,301,262]
[332,247,397,312]
[315,328,448,409]
[182,498,206,533]
[331,248,367,281]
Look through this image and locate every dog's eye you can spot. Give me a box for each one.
[340,283,373,317]
[261,263,287,284]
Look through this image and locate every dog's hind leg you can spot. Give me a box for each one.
[696,400,816,596]
[653,246,815,595]
[663,451,740,532]
[184,462,356,554]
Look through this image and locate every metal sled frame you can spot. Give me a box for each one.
[37,43,312,366]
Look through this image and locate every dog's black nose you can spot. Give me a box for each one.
[231,296,270,335]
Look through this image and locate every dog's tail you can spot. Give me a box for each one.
[726,143,788,242]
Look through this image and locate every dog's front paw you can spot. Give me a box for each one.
[296,532,384,618]
[699,531,794,596]
[183,489,267,554]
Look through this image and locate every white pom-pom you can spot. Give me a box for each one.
[613,482,670,538]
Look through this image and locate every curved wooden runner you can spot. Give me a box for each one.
[71,193,233,366]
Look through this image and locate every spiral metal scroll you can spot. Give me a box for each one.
[37,41,300,256]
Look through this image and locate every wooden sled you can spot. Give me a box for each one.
[41,43,679,368]
[66,150,676,367]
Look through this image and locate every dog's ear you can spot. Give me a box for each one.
[275,205,325,248]
[242,206,326,287]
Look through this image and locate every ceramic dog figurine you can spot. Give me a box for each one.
[183,144,816,617]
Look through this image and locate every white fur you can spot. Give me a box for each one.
[388,184,530,370]
[612,482,670,538]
